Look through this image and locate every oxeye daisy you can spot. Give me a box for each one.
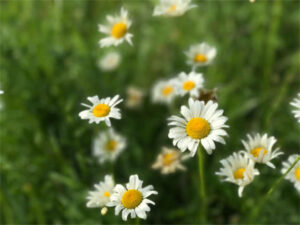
[152,79,178,104]
[216,152,259,197]
[176,71,204,97]
[125,86,144,109]
[0,90,3,94]
[241,133,283,168]
[152,147,190,174]
[168,98,229,156]
[281,154,300,193]
[86,175,115,209]
[92,128,126,164]
[107,174,158,221]
[290,93,300,123]
[79,95,123,126]
[153,0,197,17]
[98,7,133,47]
[185,42,217,69]
[98,51,121,71]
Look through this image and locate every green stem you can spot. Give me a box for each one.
[197,145,206,223]
[135,217,140,225]
[249,156,300,222]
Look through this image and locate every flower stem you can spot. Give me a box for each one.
[249,156,300,222]
[197,145,206,223]
[135,217,140,225]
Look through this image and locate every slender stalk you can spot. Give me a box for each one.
[197,145,206,223]
[249,156,300,222]
[135,217,140,225]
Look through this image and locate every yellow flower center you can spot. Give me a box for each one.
[182,81,195,91]
[251,147,267,158]
[105,140,117,152]
[163,152,177,166]
[121,189,143,209]
[92,104,110,117]
[162,86,174,96]
[103,191,110,198]
[168,5,177,12]
[111,22,127,39]
[194,54,207,63]
[186,118,210,139]
[234,168,246,180]
[295,167,300,181]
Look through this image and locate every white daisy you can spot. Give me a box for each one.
[281,154,300,193]
[153,0,197,17]
[107,174,158,221]
[98,51,121,71]
[79,95,123,126]
[216,152,260,197]
[168,98,229,156]
[176,71,204,97]
[93,128,127,164]
[152,79,178,104]
[241,133,283,168]
[86,175,115,208]
[290,93,300,123]
[98,7,133,47]
[0,90,3,94]
[152,147,190,174]
[125,86,144,109]
[185,42,217,69]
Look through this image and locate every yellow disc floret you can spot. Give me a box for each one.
[121,189,143,209]
[111,22,127,39]
[93,104,110,117]
[194,54,207,63]
[105,140,117,151]
[234,168,246,180]
[163,152,177,166]
[103,191,110,198]
[182,81,195,91]
[186,118,210,139]
[295,167,300,181]
[251,147,267,158]
[162,86,174,96]
[168,5,177,12]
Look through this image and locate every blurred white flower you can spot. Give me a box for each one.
[185,42,217,69]
[125,86,144,109]
[168,98,228,156]
[216,152,259,197]
[281,154,300,193]
[176,71,204,97]
[98,51,121,71]
[152,79,178,104]
[241,133,283,168]
[153,0,196,17]
[0,90,3,94]
[98,7,133,47]
[290,93,300,123]
[79,95,123,126]
[107,174,158,221]
[152,147,190,174]
[93,128,127,164]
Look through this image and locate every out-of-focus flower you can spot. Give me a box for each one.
[125,86,144,109]
[281,154,300,193]
[0,90,3,94]
[98,51,121,71]
[290,93,300,123]
[98,7,133,47]
[86,175,115,209]
[93,128,126,164]
[152,147,190,174]
[152,79,178,104]
[168,98,228,156]
[241,133,283,168]
[107,175,158,221]
[198,88,218,103]
[79,95,123,126]
[176,71,204,97]
[185,42,217,69]
[153,0,196,17]
[216,152,259,197]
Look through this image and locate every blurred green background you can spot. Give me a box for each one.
[0,0,299,224]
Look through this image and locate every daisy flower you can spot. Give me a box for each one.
[93,128,127,164]
[185,42,217,69]
[152,147,190,174]
[98,7,133,47]
[79,95,123,126]
[241,133,283,168]
[153,0,197,17]
[125,86,144,109]
[216,152,260,197]
[0,90,3,94]
[281,154,300,193]
[98,51,121,71]
[176,71,204,98]
[168,98,229,156]
[152,79,178,104]
[107,174,158,221]
[86,175,115,209]
[290,93,300,123]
